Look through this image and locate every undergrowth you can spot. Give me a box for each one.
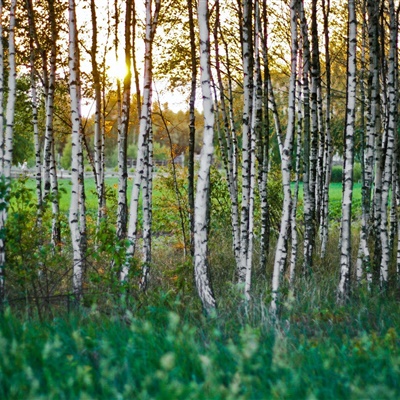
[0,289,399,399]
[2,174,399,399]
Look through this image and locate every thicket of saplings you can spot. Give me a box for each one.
[1,165,399,399]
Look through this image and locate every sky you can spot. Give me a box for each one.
[77,0,194,117]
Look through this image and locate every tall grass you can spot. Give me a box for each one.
[3,174,399,399]
[1,289,399,399]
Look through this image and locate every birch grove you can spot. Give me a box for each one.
[1,0,400,314]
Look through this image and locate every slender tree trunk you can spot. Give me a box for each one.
[122,0,161,281]
[90,0,106,224]
[193,0,216,313]
[44,0,61,246]
[187,0,196,257]
[320,0,332,258]
[238,0,254,284]
[259,0,270,273]
[379,0,397,287]
[298,0,313,275]
[29,39,43,218]
[68,0,84,300]
[0,0,16,303]
[368,0,383,284]
[214,6,241,270]
[271,0,298,312]
[245,0,263,299]
[116,0,132,241]
[140,119,153,290]
[338,0,357,302]
[290,55,303,286]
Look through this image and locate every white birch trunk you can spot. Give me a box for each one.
[369,0,383,278]
[122,0,161,281]
[356,2,372,285]
[213,10,241,269]
[192,0,216,313]
[0,0,16,301]
[271,0,297,312]
[338,0,357,301]
[289,59,303,286]
[259,2,270,271]
[68,0,84,299]
[116,0,132,241]
[298,0,313,274]
[320,0,332,258]
[90,0,105,224]
[28,24,42,216]
[140,120,153,290]
[238,0,254,283]
[379,0,397,286]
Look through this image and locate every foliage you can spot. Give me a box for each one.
[13,77,35,166]
[1,291,400,399]
[331,163,362,183]
[2,175,397,399]
[60,139,72,170]
[5,177,71,305]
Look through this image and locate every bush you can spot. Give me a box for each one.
[331,163,361,183]
[60,140,72,170]
[331,165,342,183]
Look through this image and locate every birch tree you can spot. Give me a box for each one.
[271,0,298,312]
[320,0,333,257]
[90,0,106,224]
[338,0,357,301]
[116,0,132,241]
[0,0,17,302]
[237,0,254,285]
[193,0,216,313]
[68,0,84,299]
[379,0,398,286]
[187,0,197,256]
[122,0,161,283]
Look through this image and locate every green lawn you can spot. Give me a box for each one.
[18,177,363,214]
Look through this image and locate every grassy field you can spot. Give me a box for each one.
[4,176,397,399]
[0,292,399,399]
[18,176,363,215]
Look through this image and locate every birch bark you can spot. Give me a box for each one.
[187,0,196,257]
[271,0,297,312]
[338,0,357,301]
[238,0,254,284]
[90,0,106,224]
[320,0,333,258]
[68,0,84,299]
[379,0,397,286]
[116,0,132,241]
[122,0,161,281]
[193,0,216,313]
[0,0,16,302]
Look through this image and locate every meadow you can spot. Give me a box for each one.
[1,174,399,399]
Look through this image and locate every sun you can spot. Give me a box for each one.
[106,56,129,82]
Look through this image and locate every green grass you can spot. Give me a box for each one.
[19,178,363,215]
[5,176,396,399]
[0,293,399,399]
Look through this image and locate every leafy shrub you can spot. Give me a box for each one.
[331,162,361,183]
[331,165,343,183]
